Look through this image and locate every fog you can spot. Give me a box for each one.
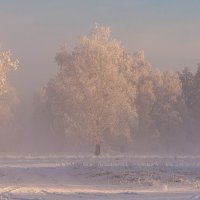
[0,1,200,155]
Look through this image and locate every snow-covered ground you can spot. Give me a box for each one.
[0,155,200,199]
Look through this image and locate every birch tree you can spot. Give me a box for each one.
[45,26,137,155]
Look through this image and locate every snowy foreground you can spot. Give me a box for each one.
[0,155,200,199]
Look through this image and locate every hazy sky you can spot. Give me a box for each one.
[0,0,200,98]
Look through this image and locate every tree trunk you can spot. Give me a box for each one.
[94,143,101,156]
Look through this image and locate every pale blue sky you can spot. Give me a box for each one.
[0,0,200,97]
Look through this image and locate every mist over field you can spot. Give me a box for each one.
[1,1,200,199]
[0,1,200,156]
[1,25,200,156]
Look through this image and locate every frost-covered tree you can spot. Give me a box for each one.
[178,66,200,151]
[179,67,194,110]
[45,26,137,155]
[121,51,185,152]
[150,72,184,134]
[179,66,200,121]
[120,51,155,148]
[189,65,200,120]
[0,50,19,129]
[133,52,160,133]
